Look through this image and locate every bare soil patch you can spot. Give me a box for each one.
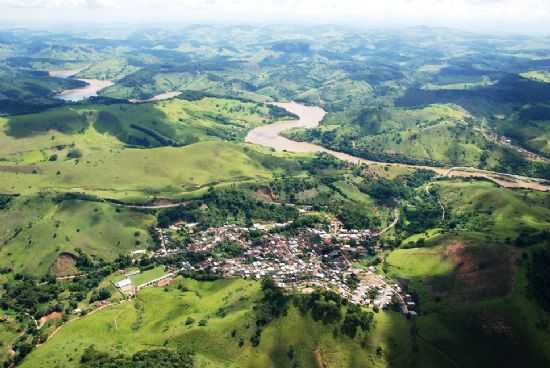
[429,241,517,303]
[255,186,275,201]
[49,252,78,277]
[0,165,39,174]
[38,311,63,329]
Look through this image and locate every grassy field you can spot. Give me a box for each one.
[0,97,295,200]
[422,77,497,91]
[20,277,460,368]
[77,58,141,81]
[3,97,278,146]
[0,195,155,276]
[112,266,168,287]
[294,103,501,167]
[437,180,550,241]
[386,246,453,279]
[0,137,273,200]
[495,104,550,157]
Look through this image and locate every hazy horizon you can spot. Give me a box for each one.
[0,0,549,35]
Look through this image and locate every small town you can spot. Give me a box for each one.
[140,220,416,315]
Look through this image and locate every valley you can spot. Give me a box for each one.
[0,23,549,368]
[249,102,550,192]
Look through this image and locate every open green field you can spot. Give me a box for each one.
[495,104,550,157]
[0,97,296,200]
[20,277,461,368]
[422,77,497,91]
[291,103,501,167]
[0,137,273,200]
[0,195,155,276]
[113,266,168,287]
[386,246,453,278]
[4,97,277,146]
[437,180,550,240]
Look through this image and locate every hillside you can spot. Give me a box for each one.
[0,24,550,368]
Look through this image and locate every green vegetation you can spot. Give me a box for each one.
[0,96,300,200]
[5,97,282,146]
[126,266,167,287]
[382,179,550,368]
[0,195,155,275]
[438,180,550,241]
[18,278,372,368]
[80,346,194,368]
[386,246,453,278]
[6,108,87,138]
[0,138,275,200]
[497,104,550,157]
[2,24,550,368]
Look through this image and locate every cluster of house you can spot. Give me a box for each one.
[154,220,414,315]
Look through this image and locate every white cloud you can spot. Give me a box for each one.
[0,0,549,34]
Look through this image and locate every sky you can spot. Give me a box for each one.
[1,0,549,34]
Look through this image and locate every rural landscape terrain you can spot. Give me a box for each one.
[0,21,550,368]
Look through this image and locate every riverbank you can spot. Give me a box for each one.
[55,79,114,102]
[49,68,114,102]
[246,102,550,192]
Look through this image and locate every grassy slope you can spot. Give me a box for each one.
[384,180,550,368]
[387,237,550,368]
[0,132,272,200]
[496,104,550,157]
[386,246,453,278]
[0,196,155,275]
[0,98,288,200]
[0,310,21,364]
[437,180,550,240]
[21,277,451,368]
[306,104,497,167]
[4,97,275,146]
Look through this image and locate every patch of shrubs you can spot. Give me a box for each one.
[80,345,194,368]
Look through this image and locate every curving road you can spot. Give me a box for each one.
[246,102,550,192]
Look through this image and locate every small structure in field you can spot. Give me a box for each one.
[114,278,135,296]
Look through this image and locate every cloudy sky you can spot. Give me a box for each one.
[1,0,549,34]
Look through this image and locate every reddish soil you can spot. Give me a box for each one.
[49,252,78,277]
[255,186,275,201]
[38,311,63,329]
[439,241,518,303]
[156,278,173,287]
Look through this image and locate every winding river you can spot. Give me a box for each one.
[246,102,550,192]
[50,68,114,102]
[50,68,183,103]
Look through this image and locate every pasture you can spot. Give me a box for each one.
[20,277,437,368]
[0,195,155,276]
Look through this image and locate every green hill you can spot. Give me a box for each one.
[20,278,438,368]
[0,195,155,276]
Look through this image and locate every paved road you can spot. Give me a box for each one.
[247,102,550,192]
